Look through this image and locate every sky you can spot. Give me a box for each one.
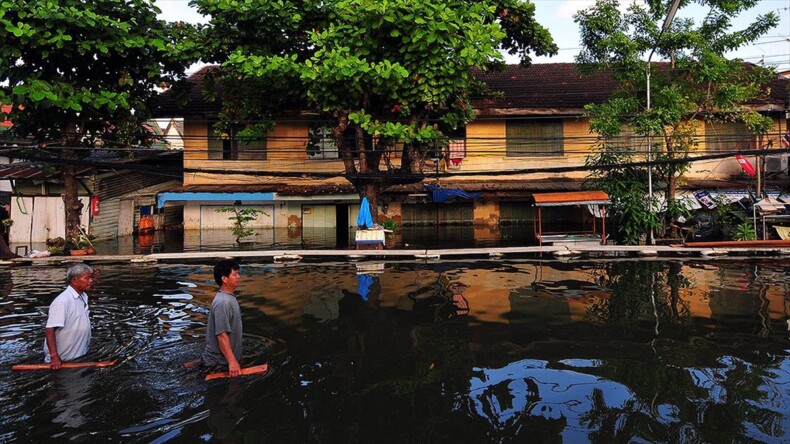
[155,0,790,73]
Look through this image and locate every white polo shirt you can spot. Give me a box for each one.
[43,285,91,363]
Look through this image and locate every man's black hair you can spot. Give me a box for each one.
[214,260,240,286]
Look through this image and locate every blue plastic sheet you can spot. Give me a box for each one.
[425,183,480,203]
[357,197,374,229]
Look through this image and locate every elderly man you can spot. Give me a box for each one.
[44,263,94,370]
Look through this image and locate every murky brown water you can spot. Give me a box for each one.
[1,259,788,442]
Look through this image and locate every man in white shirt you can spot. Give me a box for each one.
[44,263,94,369]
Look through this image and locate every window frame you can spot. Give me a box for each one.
[306,124,340,160]
[506,118,564,157]
[208,124,267,161]
[704,121,755,153]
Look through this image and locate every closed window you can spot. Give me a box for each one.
[506,119,563,157]
[606,126,644,152]
[704,122,754,152]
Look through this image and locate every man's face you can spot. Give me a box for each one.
[70,271,94,294]
[222,268,241,291]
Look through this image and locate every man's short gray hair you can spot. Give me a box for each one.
[66,263,93,283]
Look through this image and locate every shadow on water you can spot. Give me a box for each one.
[0,260,788,442]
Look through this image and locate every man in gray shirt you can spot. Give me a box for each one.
[201,260,243,377]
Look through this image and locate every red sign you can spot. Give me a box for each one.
[736,154,756,176]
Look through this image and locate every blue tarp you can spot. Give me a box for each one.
[357,197,374,229]
[425,183,480,203]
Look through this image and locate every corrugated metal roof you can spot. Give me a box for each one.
[0,162,92,180]
[532,190,610,206]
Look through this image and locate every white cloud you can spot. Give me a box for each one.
[555,0,595,20]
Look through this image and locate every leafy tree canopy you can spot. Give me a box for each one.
[576,0,779,242]
[192,0,557,212]
[0,0,194,237]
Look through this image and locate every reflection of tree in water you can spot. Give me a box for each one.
[578,262,787,442]
[579,354,787,443]
[586,261,692,333]
[273,275,483,442]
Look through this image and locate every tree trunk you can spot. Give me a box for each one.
[62,122,84,239]
[356,125,368,172]
[666,174,678,239]
[334,112,356,174]
[0,235,17,260]
[402,143,422,173]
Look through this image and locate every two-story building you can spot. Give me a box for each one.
[153,63,789,245]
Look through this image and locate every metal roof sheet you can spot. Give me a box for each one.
[532,190,610,206]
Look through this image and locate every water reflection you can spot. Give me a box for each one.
[0,260,787,442]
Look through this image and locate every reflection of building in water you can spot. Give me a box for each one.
[189,262,789,333]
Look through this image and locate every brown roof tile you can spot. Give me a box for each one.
[153,63,789,118]
[471,63,618,112]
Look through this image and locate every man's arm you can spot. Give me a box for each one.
[216,332,240,377]
[45,327,62,370]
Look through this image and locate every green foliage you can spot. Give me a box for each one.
[45,237,67,256]
[193,0,556,206]
[216,205,270,244]
[0,0,193,139]
[585,141,659,245]
[732,222,756,241]
[0,0,194,237]
[575,0,778,241]
[381,218,400,233]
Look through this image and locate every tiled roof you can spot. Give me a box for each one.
[153,63,789,118]
[471,63,618,112]
[153,65,220,117]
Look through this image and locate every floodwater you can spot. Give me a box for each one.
[1,259,788,442]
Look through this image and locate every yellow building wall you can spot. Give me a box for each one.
[184,115,785,186]
[463,117,592,182]
[183,120,348,186]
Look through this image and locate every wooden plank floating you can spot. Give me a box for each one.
[205,363,269,381]
[12,360,117,371]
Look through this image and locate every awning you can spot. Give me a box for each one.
[157,192,275,208]
[532,190,610,207]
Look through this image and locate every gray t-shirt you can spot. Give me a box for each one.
[201,290,242,367]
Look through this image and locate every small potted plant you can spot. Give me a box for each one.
[215,203,268,246]
[67,232,96,256]
[46,237,68,256]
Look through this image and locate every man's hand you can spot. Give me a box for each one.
[50,354,62,370]
[45,327,61,370]
[217,332,241,377]
[228,360,241,378]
